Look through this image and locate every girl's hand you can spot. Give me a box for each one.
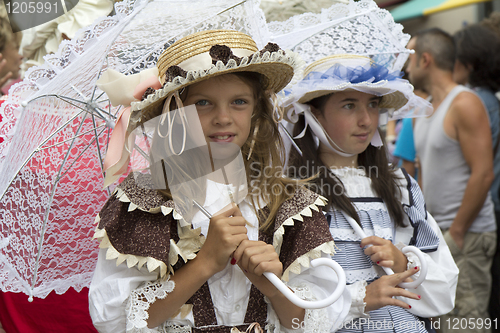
[361,236,408,273]
[196,204,248,275]
[364,266,421,312]
[233,240,283,298]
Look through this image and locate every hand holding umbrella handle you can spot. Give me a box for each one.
[343,212,428,289]
[193,202,346,309]
[263,258,346,309]
[389,246,428,289]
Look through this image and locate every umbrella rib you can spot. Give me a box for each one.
[90,113,111,195]
[30,111,91,297]
[38,124,107,151]
[24,94,116,121]
[92,113,106,172]
[285,8,378,50]
[56,125,108,182]
[0,110,88,202]
[123,0,248,76]
[133,143,150,163]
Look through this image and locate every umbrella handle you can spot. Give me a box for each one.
[193,202,346,308]
[380,246,428,289]
[342,213,428,289]
[263,258,346,309]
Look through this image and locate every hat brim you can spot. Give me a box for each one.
[130,54,297,130]
[297,87,408,110]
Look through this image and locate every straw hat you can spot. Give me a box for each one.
[129,29,301,130]
[289,54,410,110]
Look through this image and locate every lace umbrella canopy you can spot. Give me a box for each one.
[0,0,269,300]
[265,0,411,72]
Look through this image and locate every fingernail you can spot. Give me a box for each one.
[360,244,363,248]
[418,295,421,299]
[414,266,418,270]
[376,261,380,264]
[231,258,236,265]
[409,305,412,309]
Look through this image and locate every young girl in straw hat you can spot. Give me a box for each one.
[285,54,459,332]
[89,30,350,333]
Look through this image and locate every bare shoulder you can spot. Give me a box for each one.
[449,91,488,128]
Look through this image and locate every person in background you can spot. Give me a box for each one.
[407,27,496,333]
[0,13,23,94]
[286,54,458,333]
[392,88,429,181]
[472,17,500,331]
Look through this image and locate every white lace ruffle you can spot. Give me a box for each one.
[292,284,332,333]
[164,323,191,333]
[331,228,393,242]
[328,168,380,199]
[126,276,175,333]
[266,0,410,72]
[343,280,369,324]
[345,267,380,285]
[264,283,331,333]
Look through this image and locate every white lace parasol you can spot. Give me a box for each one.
[0,0,269,299]
[265,0,411,72]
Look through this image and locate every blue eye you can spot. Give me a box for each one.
[233,99,247,105]
[195,100,210,106]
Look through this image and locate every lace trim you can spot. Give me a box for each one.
[329,167,367,177]
[282,241,336,282]
[329,228,393,242]
[395,242,421,276]
[126,276,175,332]
[273,196,327,256]
[343,280,369,325]
[292,284,332,333]
[352,201,387,211]
[93,203,204,277]
[266,0,410,71]
[165,323,191,333]
[345,268,380,285]
[115,187,183,219]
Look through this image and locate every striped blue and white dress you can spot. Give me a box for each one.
[327,167,458,333]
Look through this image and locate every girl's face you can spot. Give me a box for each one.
[183,74,255,149]
[313,90,380,156]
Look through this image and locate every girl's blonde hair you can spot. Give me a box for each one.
[151,72,303,231]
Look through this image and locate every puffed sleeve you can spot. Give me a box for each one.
[394,172,459,317]
[89,249,161,333]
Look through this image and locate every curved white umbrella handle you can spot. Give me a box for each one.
[343,213,428,289]
[382,246,428,289]
[263,258,346,309]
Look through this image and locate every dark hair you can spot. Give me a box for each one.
[481,11,500,38]
[454,24,500,92]
[413,28,455,72]
[287,93,404,226]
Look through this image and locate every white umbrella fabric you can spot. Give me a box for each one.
[0,0,270,300]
